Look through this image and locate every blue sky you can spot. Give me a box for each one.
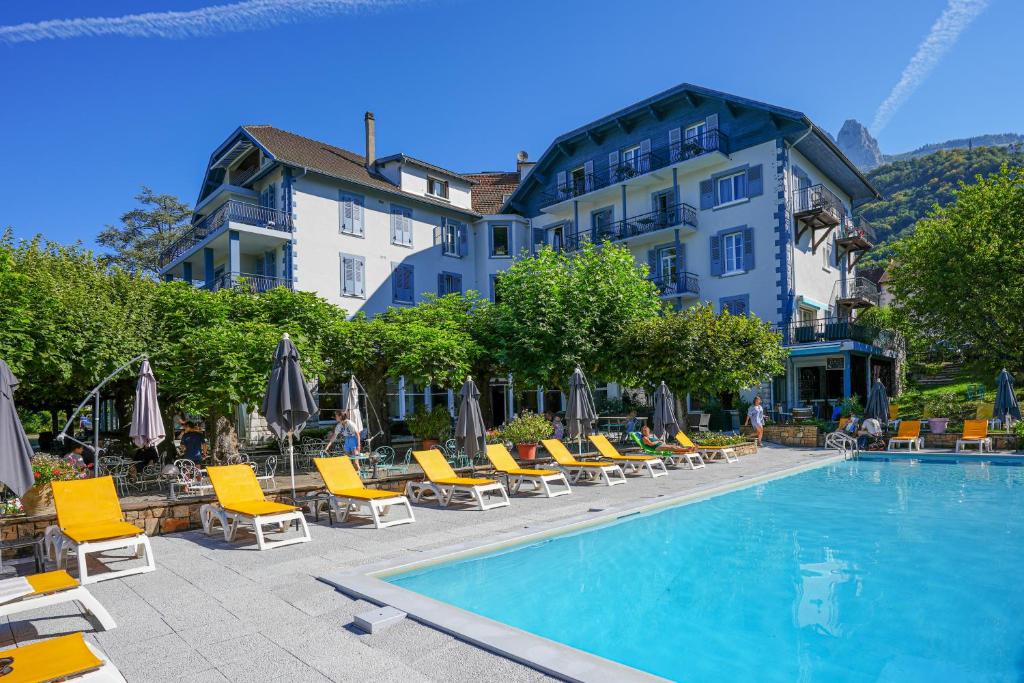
[0,0,1016,245]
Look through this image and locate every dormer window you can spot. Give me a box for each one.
[427,177,449,199]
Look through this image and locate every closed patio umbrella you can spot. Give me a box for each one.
[455,377,486,462]
[0,360,34,498]
[652,382,680,439]
[565,367,597,453]
[344,376,364,435]
[994,368,1021,428]
[864,378,889,424]
[261,333,318,499]
[129,360,165,452]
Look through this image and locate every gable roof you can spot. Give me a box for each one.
[463,172,520,214]
[374,153,477,184]
[502,82,880,212]
[233,125,480,217]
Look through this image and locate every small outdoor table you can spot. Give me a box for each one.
[0,536,46,574]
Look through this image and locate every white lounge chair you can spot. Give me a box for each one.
[313,456,415,528]
[588,435,668,478]
[201,464,311,550]
[541,439,627,486]
[0,570,116,631]
[406,449,510,510]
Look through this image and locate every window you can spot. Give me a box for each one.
[717,171,747,205]
[531,227,547,254]
[591,207,614,239]
[441,219,466,257]
[386,377,402,420]
[489,274,500,303]
[723,231,745,274]
[551,225,564,252]
[391,263,414,303]
[799,306,817,324]
[822,238,834,270]
[658,246,678,282]
[437,271,462,296]
[570,167,586,194]
[685,121,707,142]
[490,224,510,257]
[259,184,276,209]
[390,205,413,246]
[427,177,449,199]
[621,145,642,172]
[340,253,365,298]
[721,295,749,316]
[339,192,364,236]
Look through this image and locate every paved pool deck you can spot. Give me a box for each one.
[0,445,835,682]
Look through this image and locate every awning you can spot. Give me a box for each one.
[798,295,829,311]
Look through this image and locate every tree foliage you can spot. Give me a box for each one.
[886,164,1024,374]
[492,242,660,390]
[96,187,192,276]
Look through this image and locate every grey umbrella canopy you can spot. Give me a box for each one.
[652,382,680,439]
[344,376,364,435]
[994,368,1021,427]
[0,360,34,498]
[262,334,318,498]
[455,378,486,461]
[565,367,598,450]
[864,379,889,424]
[129,360,165,450]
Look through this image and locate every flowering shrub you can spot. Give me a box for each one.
[31,453,89,486]
[692,432,748,447]
[0,499,24,516]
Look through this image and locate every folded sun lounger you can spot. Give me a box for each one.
[49,476,156,584]
[313,456,415,528]
[628,431,705,470]
[406,449,510,510]
[675,431,739,463]
[0,632,125,682]
[201,464,311,550]
[541,439,627,486]
[956,419,992,453]
[588,435,668,478]
[887,420,923,451]
[485,444,571,498]
[0,570,116,631]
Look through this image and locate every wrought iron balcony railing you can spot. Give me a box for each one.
[649,271,700,298]
[792,184,845,222]
[159,200,293,267]
[209,272,292,293]
[776,318,878,346]
[565,202,698,251]
[833,276,881,308]
[541,129,729,206]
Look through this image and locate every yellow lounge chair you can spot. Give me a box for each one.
[588,435,668,478]
[50,476,155,584]
[956,419,992,453]
[0,570,116,631]
[541,439,627,486]
[675,431,739,463]
[313,456,415,528]
[888,420,923,451]
[202,464,310,550]
[485,444,571,498]
[407,449,510,510]
[0,632,125,683]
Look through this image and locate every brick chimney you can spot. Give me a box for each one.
[364,112,376,168]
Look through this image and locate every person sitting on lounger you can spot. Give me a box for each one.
[639,425,692,453]
[856,417,883,449]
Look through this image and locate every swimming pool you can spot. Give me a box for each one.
[388,458,1024,681]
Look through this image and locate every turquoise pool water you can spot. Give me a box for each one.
[389,460,1024,681]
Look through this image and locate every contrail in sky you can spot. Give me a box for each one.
[871,0,989,133]
[0,0,414,44]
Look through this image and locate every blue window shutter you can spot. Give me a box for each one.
[584,160,594,192]
[699,179,714,210]
[647,249,658,276]
[556,171,567,199]
[394,266,401,301]
[437,272,445,295]
[458,224,467,257]
[355,257,365,297]
[390,207,399,243]
[639,139,652,172]
[743,226,755,270]
[353,195,364,235]
[747,165,763,197]
[405,265,413,300]
[487,223,493,256]
[453,273,462,294]
[710,235,722,276]
[607,151,619,183]
[706,113,719,131]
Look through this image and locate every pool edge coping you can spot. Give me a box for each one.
[319,452,844,682]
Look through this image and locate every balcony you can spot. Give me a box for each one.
[778,318,878,346]
[835,219,875,272]
[565,202,698,251]
[541,130,729,207]
[209,272,292,293]
[834,276,881,310]
[649,271,700,299]
[793,184,845,250]
[160,200,293,267]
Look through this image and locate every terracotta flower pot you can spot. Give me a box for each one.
[20,483,55,516]
[516,443,538,461]
[421,439,439,451]
[928,418,949,435]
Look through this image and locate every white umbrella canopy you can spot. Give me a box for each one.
[129,360,165,450]
[344,376,364,435]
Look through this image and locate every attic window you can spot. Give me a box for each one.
[427,177,449,199]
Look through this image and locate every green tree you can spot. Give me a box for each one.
[887,164,1024,373]
[625,304,788,411]
[97,187,192,276]
[493,242,660,391]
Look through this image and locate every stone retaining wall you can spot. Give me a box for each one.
[763,424,820,448]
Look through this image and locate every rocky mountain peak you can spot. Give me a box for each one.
[836,119,884,171]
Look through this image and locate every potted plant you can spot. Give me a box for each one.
[405,405,451,451]
[924,392,970,435]
[839,396,863,418]
[500,411,553,461]
[20,453,89,516]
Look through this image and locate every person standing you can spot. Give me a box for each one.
[180,421,207,465]
[745,396,765,447]
[326,410,361,456]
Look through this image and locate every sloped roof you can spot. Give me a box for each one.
[240,125,479,217]
[464,172,520,214]
[374,153,477,183]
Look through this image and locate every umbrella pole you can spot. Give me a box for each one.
[289,431,296,501]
